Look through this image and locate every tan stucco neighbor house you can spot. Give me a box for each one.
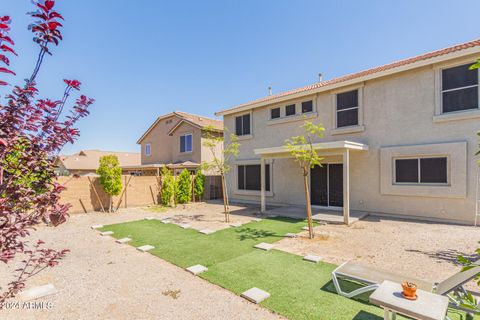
[216,39,480,225]
[132,111,224,198]
[55,150,141,176]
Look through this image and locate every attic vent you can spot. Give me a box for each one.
[166,119,173,124]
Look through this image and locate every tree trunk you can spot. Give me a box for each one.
[221,174,229,222]
[303,174,314,239]
[109,195,113,213]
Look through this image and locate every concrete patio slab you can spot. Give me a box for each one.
[264,206,368,224]
[241,287,270,304]
[18,284,57,301]
[303,255,322,263]
[284,233,297,238]
[116,237,132,244]
[199,229,214,235]
[137,245,154,252]
[91,224,103,229]
[179,224,191,229]
[186,264,208,275]
[254,242,274,251]
[100,231,114,236]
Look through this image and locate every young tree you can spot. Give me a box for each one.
[284,120,325,239]
[176,169,192,204]
[202,126,239,222]
[194,170,205,201]
[161,166,175,207]
[96,155,122,212]
[0,1,94,304]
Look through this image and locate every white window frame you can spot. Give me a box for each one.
[267,96,318,125]
[393,155,449,186]
[440,62,479,115]
[234,111,253,139]
[433,59,480,123]
[180,133,193,153]
[330,84,365,135]
[234,159,273,196]
[145,143,151,156]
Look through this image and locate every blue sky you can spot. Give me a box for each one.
[2,0,479,154]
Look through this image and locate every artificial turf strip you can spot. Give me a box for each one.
[101,218,475,320]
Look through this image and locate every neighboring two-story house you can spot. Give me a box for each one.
[131,111,224,197]
[216,39,480,225]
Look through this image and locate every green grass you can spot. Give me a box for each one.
[101,218,475,320]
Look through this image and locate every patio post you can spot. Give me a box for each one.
[260,157,266,213]
[343,149,350,225]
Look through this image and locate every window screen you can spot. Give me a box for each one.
[235,114,251,136]
[285,104,296,116]
[420,158,447,183]
[336,90,359,127]
[180,134,192,153]
[271,108,280,119]
[302,100,313,113]
[442,63,478,113]
[395,159,419,183]
[237,164,270,191]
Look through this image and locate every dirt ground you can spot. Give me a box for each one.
[1,202,479,319]
[0,202,281,320]
[275,215,480,285]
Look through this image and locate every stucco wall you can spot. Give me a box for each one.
[140,115,178,165]
[223,55,480,224]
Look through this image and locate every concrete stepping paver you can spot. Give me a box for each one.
[161,219,171,224]
[254,242,274,251]
[91,224,103,229]
[199,229,214,235]
[241,287,270,304]
[185,264,208,275]
[179,224,191,229]
[100,231,114,236]
[303,255,322,263]
[252,218,262,222]
[144,217,155,220]
[116,237,132,244]
[137,245,155,252]
[230,222,243,227]
[284,233,297,238]
[18,284,57,301]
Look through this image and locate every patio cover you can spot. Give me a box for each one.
[254,140,369,225]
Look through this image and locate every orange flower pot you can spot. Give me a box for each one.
[401,282,417,299]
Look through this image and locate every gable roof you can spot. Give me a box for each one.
[216,38,480,116]
[56,150,141,171]
[137,111,223,143]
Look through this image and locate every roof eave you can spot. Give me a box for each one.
[216,46,480,117]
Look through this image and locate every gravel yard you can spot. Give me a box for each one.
[0,202,281,320]
[274,215,480,285]
[2,202,479,319]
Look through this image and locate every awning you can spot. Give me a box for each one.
[254,140,369,158]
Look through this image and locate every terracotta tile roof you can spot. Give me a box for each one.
[218,38,480,115]
[174,111,223,131]
[57,150,141,171]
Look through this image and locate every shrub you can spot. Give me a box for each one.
[194,171,205,200]
[161,168,175,206]
[96,155,122,212]
[176,169,192,204]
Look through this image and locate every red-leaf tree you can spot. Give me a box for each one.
[0,1,94,305]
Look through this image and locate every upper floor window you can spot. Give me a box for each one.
[336,90,359,128]
[271,107,280,119]
[238,164,270,191]
[145,143,151,156]
[180,134,192,153]
[285,104,296,116]
[235,114,251,136]
[442,63,479,113]
[395,157,447,184]
[302,100,313,113]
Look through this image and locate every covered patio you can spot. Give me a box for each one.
[254,140,369,225]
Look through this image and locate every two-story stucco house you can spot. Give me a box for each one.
[128,111,224,198]
[216,39,480,225]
